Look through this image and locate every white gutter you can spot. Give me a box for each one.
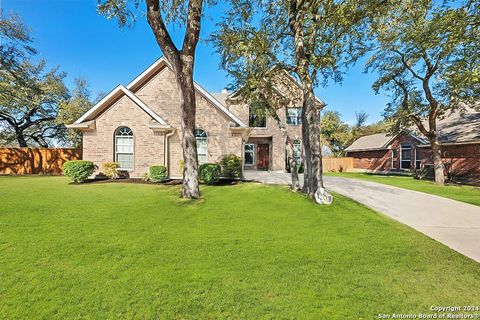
[164,129,176,178]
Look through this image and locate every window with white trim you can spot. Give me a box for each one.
[115,127,134,170]
[195,129,208,165]
[286,108,302,125]
[400,143,411,169]
[244,144,254,165]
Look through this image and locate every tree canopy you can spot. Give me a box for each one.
[366,0,480,184]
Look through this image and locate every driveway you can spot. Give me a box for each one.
[244,171,480,263]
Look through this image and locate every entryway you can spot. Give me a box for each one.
[257,144,269,170]
[244,137,272,171]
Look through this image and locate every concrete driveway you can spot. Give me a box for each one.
[244,171,480,263]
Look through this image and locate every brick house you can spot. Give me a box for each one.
[345,108,480,183]
[68,57,322,178]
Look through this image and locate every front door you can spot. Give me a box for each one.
[257,144,270,170]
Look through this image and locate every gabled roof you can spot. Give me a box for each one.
[345,131,427,152]
[211,92,229,107]
[346,107,480,152]
[345,133,393,152]
[73,85,170,127]
[226,68,325,106]
[417,107,480,144]
[126,57,247,127]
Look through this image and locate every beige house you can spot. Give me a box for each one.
[68,57,323,178]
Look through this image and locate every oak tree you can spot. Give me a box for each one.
[213,0,373,201]
[367,0,480,184]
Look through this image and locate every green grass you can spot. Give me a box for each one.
[0,176,479,319]
[326,172,480,206]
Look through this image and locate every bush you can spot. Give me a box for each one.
[63,160,96,183]
[149,165,167,183]
[199,163,221,185]
[219,154,242,178]
[103,162,119,179]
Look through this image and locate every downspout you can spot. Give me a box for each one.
[164,129,176,178]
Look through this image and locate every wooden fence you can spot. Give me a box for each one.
[322,157,353,172]
[0,148,82,175]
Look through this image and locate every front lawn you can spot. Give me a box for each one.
[326,172,480,206]
[0,176,479,319]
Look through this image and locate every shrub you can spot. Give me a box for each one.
[149,165,167,183]
[103,162,120,179]
[63,160,95,183]
[141,173,149,182]
[219,154,242,178]
[199,163,221,185]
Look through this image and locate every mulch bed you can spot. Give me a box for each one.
[71,178,243,186]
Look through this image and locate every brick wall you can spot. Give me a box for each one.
[82,66,243,178]
[226,74,304,171]
[347,133,480,183]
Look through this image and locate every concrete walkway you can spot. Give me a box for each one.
[244,171,480,263]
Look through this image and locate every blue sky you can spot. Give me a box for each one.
[4,0,390,124]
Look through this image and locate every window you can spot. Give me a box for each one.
[400,143,411,169]
[249,102,267,128]
[115,126,134,170]
[195,129,208,165]
[292,140,302,164]
[244,144,254,165]
[286,108,302,125]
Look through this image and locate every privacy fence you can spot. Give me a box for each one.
[322,157,353,172]
[0,148,82,175]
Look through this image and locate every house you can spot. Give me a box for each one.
[345,108,480,183]
[68,57,323,178]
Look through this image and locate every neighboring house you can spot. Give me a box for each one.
[345,108,480,182]
[68,57,323,178]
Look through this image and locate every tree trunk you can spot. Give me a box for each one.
[285,136,300,190]
[430,138,445,185]
[176,56,200,198]
[301,80,324,197]
[15,129,28,147]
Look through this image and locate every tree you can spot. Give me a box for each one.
[0,10,36,79]
[0,11,71,148]
[213,0,373,202]
[0,59,69,147]
[367,0,480,185]
[320,110,350,156]
[57,78,94,147]
[98,0,209,199]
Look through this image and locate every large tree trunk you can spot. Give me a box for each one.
[301,80,324,197]
[146,0,202,199]
[176,56,200,198]
[430,138,445,185]
[15,129,28,147]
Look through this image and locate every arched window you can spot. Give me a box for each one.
[115,126,134,170]
[195,129,208,165]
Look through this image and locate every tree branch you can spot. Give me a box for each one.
[393,49,424,81]
[146,0,180,66]
[182,0,203,56]
[392,77,430,137]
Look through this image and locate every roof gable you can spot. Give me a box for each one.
[345,130,427,152]
[226,68,325,106]
[126,57,247,127]
[74,85,169,126]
